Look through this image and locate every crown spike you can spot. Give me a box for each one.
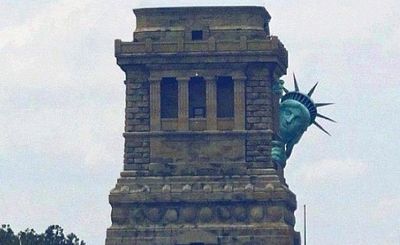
[313,121,331,136]
[282,87,289,94]
[307,82,318,97]
[316,113,336,123]
[293,73,299,91]
[315,103,334,107]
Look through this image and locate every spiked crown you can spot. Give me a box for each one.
[281,74,335,135]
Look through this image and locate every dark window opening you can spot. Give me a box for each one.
[191,30,203,40]
[189,77,206,118]
[160,78,178,118]
[217,76,234,118]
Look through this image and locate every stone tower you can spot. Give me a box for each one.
[106,6,300,245]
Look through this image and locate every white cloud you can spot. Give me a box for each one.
[298,158,368,185]
[0,0,130,170]
[371,197,400,221]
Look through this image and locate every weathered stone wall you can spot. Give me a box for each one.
[150,133,245,164]
[124,68,150,169]
[124,137,149,170]
[134,7,270,42]
[245,64,274,168]
[125,68,150,132]
[245,67,273,131]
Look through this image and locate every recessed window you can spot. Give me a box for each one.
[217,76,234,118]
[189,77,206,118]
[191,30,203,40]
[160,78,178,118]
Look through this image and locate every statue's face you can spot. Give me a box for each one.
[279,100,311,143]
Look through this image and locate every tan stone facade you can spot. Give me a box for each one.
[106,6,300,245]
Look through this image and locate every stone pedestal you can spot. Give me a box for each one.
[107,6,299,245]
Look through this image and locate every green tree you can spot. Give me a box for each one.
[19,228,41,244]
[0,224,85,245]
[0,224,19,245]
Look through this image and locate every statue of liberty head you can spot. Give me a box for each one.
[272,74,335,167]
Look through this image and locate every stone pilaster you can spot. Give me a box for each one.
[177,77,189,130]
[206,76,217,130]
[149,78,161,131]
[245,64,274,168]
[233,76,246,130]
[123,67,150,170]
[125,68,150,133]
[245,65,273,131]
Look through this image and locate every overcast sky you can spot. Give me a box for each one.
[1,0,399,244]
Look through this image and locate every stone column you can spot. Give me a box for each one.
[245,64,274,168]
[205,76,217,130]
[234,76,246,130]
[177,77,189,130]
[149,78,161,131]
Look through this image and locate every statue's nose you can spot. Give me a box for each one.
[286,114,294,123]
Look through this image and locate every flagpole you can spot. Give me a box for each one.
[304,204,307,245]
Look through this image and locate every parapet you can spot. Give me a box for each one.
[133,6,271,42]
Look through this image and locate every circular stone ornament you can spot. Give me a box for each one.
[164,209,178,223]
[265,183,274,191]
[181,207,197,222]
[244,183,254,192]
[147,208,162,222]
[111,208,128,225]
[182,184,192,192]
[162,184,171,192]
[199,207,213,222]
[120,185,130,193]
[130,208,145,223]
[223,184,233,192]
[217,207,231,221]
[250,206,264,221]
[267,206,283,222]
[233,207,247,222]
[203,184,212,192]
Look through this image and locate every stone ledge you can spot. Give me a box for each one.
[115,37,286,57]
[123,129,273,138]
[108,190,296,209]
[106,224,299,245]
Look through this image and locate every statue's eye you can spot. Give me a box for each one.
[284,110,291,116]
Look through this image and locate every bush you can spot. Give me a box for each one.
[0,224,85,245]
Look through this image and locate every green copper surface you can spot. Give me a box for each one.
[272,100,311,167]
[271,75,334,168]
